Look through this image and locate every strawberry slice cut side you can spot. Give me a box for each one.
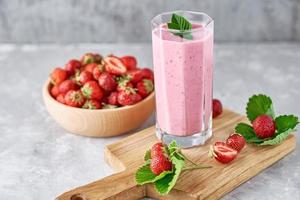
[212,142,238,164]
[104,56,127,75]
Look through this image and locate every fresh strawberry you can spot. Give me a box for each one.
[98,72,117,91]
[84,63,98,74]
[121,56,137,70]
[65,59,81,75]
[213,99,223,118]
[50,67,68,85]
[81,81,104,101]
[226,134,246,152]
[82,99,101,109]
[140,68,154,81]
[50,85,60,98]
[136,79,154,98]
[117,90,142,106]
[127,69,143,83]
[77,71,94,85]
[108,92,119,106]
[81,53,102,65]
[104,56,127,75]
[64,90,85,107]
[58,80,78,94]
[150,154,172,175]
[252,115,276,138]
[117,82,134,92]
[92,64,105,80]
[211,142,238,164]
[56,94,66,104]
[151,142,164,158]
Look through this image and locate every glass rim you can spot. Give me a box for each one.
[151,10,214,34]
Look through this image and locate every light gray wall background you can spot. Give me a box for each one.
[0,0,300,43]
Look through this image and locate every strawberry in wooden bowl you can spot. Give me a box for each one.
[43,53,155,137]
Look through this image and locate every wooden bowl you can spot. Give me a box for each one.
[42,80,155,137]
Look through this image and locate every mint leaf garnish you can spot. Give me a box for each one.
[275,115,299,134]
[144,149,151,161]
[135,163,172,185]
[135,141,211,195]
[167,13,193,40]
[154,155,185,195]
[259,128,296,146]
[246,94,275,122]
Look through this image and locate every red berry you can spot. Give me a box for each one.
[81,81,104,101]
[50,85,60,98]
[65,59,81,75]
[108,92,119,106]
[56,94,66,104]
[92,64,105,80]
[252,115,276,138]
[226,134,246,152]
[212,142,238,164]
[213,99,223,118]
[98,72,117,91]
[84,63,98,74]
[140,68,154,81]
[136,79,154,98]
[117,82,134,92]
[58,80,78,94]
[127,69,143,83]
[77,71,94,85]
[117,90,142,106]
[82,99,101,109]
[104,56,127,75]
[150,154,172,175]
[81,53,102,65]
[121,56,137,70]
[64,90,85,107]
[50,67,68,85]
[151,142,164,158]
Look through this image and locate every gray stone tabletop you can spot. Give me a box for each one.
[0,43,299,200]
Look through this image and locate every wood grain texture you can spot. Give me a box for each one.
[56,109,296,200]
[43,79,155,137]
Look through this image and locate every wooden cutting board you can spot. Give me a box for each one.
[56,109,296,200]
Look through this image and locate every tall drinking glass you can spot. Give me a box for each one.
[151,11,214,148]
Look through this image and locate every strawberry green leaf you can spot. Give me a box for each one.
[259,128,296,146]
[275,115,299,134]
[154,156,185,195]
[246,94,275,122]
[144,149,151,161]
[235,122,263,143]
[135,163,172,185]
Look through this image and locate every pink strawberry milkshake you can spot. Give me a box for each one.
[152,12,213,142]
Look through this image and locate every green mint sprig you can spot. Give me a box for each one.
[235,94,299,145]
[135,141,211,195]
[167,13,193,40]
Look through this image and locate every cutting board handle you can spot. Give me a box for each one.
[56,169,145,200]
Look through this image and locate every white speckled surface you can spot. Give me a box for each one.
[0,43,299,200]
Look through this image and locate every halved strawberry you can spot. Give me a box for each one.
[226,133,246,152]
[211,142,238,164]
[121,56,137,70]
[104,56,127,75]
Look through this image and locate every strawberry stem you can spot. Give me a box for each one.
[177,150,198,166]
